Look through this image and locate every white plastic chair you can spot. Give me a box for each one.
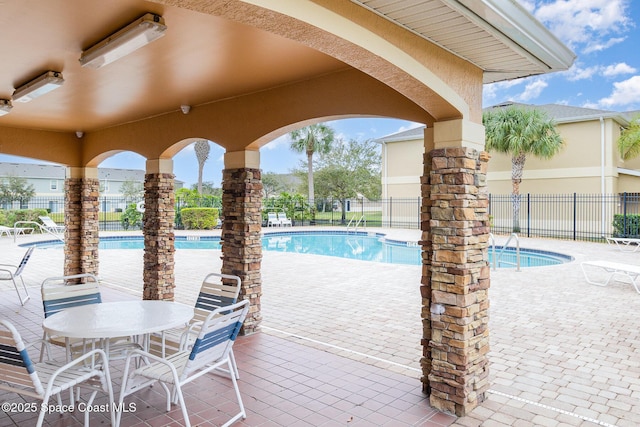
[0,246,33,305]
[40,274,141,362]
[277,211,292,226]
[267,212,281,227]
[38,216,65,233]
[117,300,250,427]
[0,319,116,427]
[151,273,242,378]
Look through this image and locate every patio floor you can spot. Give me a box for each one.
[1,227,640,426]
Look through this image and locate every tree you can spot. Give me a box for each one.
[0,176,35,207]
[262,172,297,199]
[310,138,381,223]
[190,181,220,197]
[618,115,640,160]
[289,123,335,207]
[483,106,564,232]
[119,178,143,203]
[194,140,210,194]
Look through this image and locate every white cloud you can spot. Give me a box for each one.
[602,62,637,77]
[263,134,290,150]
[564,64,599,81]
[516,79,548,101]
[526,0,632,54]
[598,76,640,107]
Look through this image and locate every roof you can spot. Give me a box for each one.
[376,126,426,143]
[0,162,183,183]
[353,0,576,84]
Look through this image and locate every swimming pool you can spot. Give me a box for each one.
[28,231,572,267]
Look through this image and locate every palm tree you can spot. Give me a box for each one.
[483,106,564,232]
[618,115,640,160]
[194,140,210,194]
[289,123,335,207]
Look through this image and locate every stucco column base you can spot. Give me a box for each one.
[424,147,491,417]
[143,173,176,300]
[221,167,263,335]
[64,176,99,277]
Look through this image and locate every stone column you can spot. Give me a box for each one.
[221,150,263,334]
[143,159,176,301]
[64,167,100,277]
[422,119,491,416]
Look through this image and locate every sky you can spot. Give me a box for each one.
[2,0,639,188]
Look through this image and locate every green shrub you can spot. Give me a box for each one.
[612,214,640,237]
[181,208,219,230]
[121,204,143,230]
[1,209,48,228]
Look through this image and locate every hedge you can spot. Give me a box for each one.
[180,208,219,230]
[612,214,640,237]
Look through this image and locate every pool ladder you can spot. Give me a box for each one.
[489,233,521,272]
[346,215,366,232]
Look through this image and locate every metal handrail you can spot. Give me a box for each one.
[489,232,520,271]
[346,215,366,232]
[13,221,64,243]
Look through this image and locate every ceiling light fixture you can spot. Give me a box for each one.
[13,71,64,103]
[0,99,12,116]
[79,13,167,69]
[180,105,191,114]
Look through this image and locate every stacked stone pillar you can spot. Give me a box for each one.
[64,171,100,277]
[142,172,176,300]
[221,167,263,334]
[421,119,491,416]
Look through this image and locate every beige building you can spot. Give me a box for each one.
[379,103,640,197]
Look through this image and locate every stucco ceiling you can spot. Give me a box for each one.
[0,0,573,136]
[0,0,348,133]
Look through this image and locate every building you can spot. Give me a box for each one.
[378,103,640,197]
[0,162,184,212]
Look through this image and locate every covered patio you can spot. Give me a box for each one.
[0,0,574,418]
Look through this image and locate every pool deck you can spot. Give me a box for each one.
[1,227,640,426]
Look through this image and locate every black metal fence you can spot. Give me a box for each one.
[489,193,640,241]
[5,193,640,240]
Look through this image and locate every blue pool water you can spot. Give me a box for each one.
[29,231,572,267]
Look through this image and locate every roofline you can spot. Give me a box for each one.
[447,0,575,80]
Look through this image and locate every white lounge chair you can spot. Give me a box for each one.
[0,246,33,305]
[38,216,65,233]
[267,212,281,227]
[605,237,640,252]
[277,211,292,226]
[0,225,31,237]
[581,260,640,294]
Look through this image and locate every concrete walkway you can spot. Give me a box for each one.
[1,228,639,426]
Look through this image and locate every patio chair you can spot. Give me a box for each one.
[277,211,292,226]
[0,225,32,237]
[581,260,640,294]
[267,211,281,227]
[150,272,242,378]
[38,216,65,233]
[117,300,249,427]
[0,246,33,305]
[0,319,116,427]
[40,274,140,362]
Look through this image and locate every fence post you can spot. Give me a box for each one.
[623,192,628,237]
[527,193,530,237]
[389,196,393,228]
[573,193,577,241]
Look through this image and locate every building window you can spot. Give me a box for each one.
[101,180,109,192]
[50,180,58,191]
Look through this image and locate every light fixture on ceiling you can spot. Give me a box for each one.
[13,71,64,103]
[0,99,12,116]
[76,131,84,138]
[79,13,167,69]
[180,105,191,114]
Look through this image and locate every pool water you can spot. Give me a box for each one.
[30,231,572,267]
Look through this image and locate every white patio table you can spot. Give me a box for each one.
[42,300,194,357]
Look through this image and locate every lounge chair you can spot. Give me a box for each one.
[267,212,281,227]
[605,237,640,252]
[278,211,292,226]
[581,260,640,294]
[0,225,31,237]
[38,216,65,233]
[0,246,33,305]
[117,300,250,427]
[0,319,116,427]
